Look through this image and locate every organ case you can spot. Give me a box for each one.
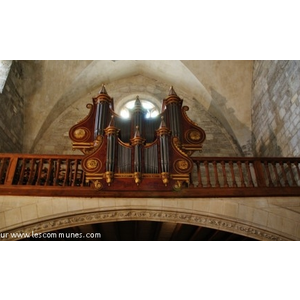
[69,85,206,191]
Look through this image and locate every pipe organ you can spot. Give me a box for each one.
[69,85,206,191]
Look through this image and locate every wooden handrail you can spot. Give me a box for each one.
[1,153,300,197]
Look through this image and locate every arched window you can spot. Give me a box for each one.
[119,99,160,119]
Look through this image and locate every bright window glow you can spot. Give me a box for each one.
[120,99,160,119]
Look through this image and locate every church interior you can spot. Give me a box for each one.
[2,3,300,300]
[1,60,300,241]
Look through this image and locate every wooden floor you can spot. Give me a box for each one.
[21,221,257,241]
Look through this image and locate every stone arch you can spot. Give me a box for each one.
[1,196,297,241]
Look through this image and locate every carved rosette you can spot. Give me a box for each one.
[185,129,203,144]
[173,159,192,174]
[70,127,91,142]
[84,158,102,173]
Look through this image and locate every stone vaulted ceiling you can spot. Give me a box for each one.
[20,60,253,155]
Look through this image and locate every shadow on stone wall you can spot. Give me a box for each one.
[253,125,283,157]
[208,88,252,156]
[0,61,26,153]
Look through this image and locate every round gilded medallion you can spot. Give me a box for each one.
[74,128,86,139]
[177,160,189,170]
[189,130,201,141]
[173,159,192,173]
[86,159,100,170]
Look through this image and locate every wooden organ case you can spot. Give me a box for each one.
[69,85,206,192]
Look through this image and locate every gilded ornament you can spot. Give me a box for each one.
[161,172,169,186]
[86,159,99,170]
[189,130,201,141]
[94,180,103,190]
[105,171,114,186]
[74,128,86,139]
[177,160,189,170]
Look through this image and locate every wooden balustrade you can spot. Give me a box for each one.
[1,153,300,197]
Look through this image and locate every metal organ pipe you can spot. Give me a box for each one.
[94,101,109,138]
[134,143,141,173]
[169,102,181,138]
[106,134,116,172]
[160,135,169,173]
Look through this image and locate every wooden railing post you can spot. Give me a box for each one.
[4,156,18,185]
[253,160,267,187]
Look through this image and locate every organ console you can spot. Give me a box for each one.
[69,85,206,191]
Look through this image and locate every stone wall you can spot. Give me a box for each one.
[1,195,299,240]
[0,61,24,153]
[252,60,300,157]
[33,75,242,157]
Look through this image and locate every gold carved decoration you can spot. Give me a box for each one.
[86,159,99,169]
[74,128,86,139]
[71,127,91,142]
[94,180,103,190]
[161,172,169,186]
[185,129,203,143]
[189,130,201,141]
[177,160,189,170]
[85,158,102,173]
[134,172,142,186]
[173,159,192,174]
[105,171,114,186]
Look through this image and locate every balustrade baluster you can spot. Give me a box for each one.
[63,159,70,186]
[245,161,254,187]
[54,159,61,186]
[204,161,211,187]
[287,161,297,186]
[272,161,282,187]
[221,161,229,187]
[294,161,300,186]
[237,161,246,187]
[35,159,44,185]
[196,161,203,187]
[229,161,237,187]
[72,159,78,187]
[45,159,52,186]
[18,158,27,185]
[263,161,274,187]
[213,161,220,187]
[0,158,6,184]
[79,161,84,187]
[280,161,289,187]
[26,159,35,185]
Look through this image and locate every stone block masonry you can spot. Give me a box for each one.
[0,61,24,153]
[252,60,300,157]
